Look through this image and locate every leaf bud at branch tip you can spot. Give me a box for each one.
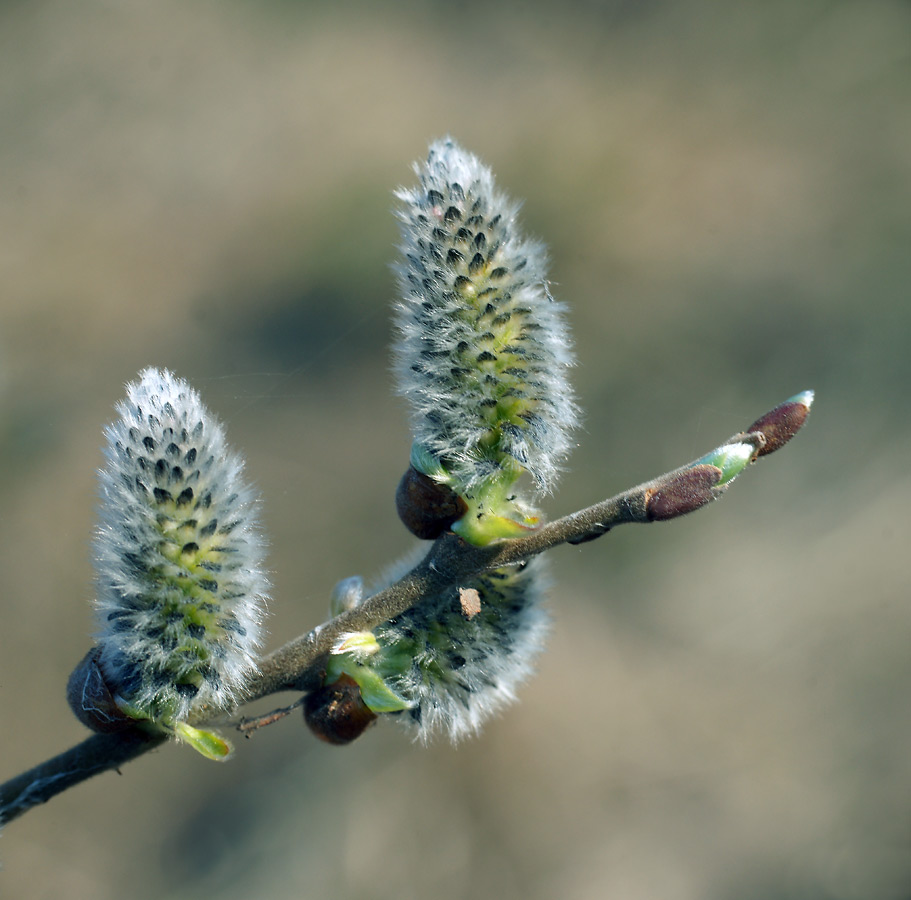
[747,389,814,457]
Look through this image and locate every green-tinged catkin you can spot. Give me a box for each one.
[91,368,268,727]
[317,554,549,744]
[394,138,578,501]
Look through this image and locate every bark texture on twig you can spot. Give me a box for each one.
[0,730,166,825]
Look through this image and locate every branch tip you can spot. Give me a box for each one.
[747,390,814,457]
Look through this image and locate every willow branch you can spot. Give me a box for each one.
[0,730,167,825]
[0,391,812,825]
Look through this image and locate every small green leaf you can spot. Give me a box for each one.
[173,722,233,761]
[325,650,411,714]
[333,631,381,658]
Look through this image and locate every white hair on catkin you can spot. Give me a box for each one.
[367,550,550,744]
[93,368,268,723]
[393,137,578,494]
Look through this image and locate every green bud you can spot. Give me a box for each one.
[694,441,755,485]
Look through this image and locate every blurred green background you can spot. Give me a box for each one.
[1,1,909,898]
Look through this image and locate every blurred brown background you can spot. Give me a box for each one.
[1,1,909,898]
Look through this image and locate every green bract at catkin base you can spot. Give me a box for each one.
[88,368,268,758]
[394,138,578,545]
[320,553,550,744]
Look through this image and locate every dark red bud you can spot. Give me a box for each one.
[396,465,468,540]
[646,465,722,521]
[303,673,378,746]
[747,399,810,457]
[66,647,135,733]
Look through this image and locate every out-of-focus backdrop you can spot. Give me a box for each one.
[2,1,909,898]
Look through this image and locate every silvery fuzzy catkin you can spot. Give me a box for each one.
[394,138,578,496]
[93,368,267,725]
[327,554,549,744]
[381,558,549,742]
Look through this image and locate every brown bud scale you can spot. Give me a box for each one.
[303,673,378,745]
[646,465,722,521]
[66,647,136,733]
[747,400,809,457]
[396,465,468,539]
